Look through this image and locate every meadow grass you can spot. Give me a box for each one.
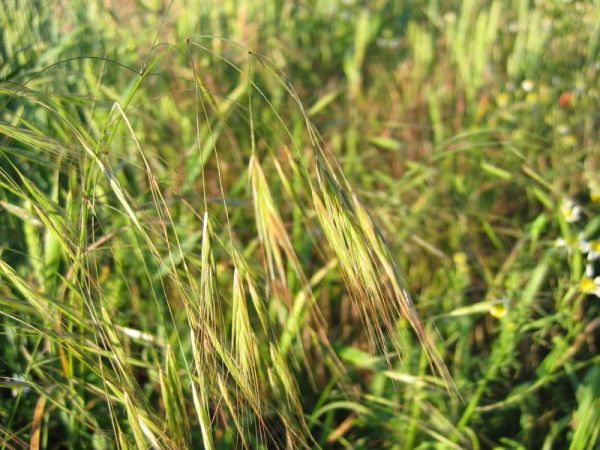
[1,0,599,449]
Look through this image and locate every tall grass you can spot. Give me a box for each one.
[1,1,599,449]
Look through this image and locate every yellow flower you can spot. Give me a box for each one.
[580,239,600,261]
[579,277,600,297]
[496,92,510,108]
[555,236,578,252]
[560,199,581,223]
[562,134,577,147]
[538,83,551,102]
[453,252,467,266]
[526,92,539,104]
[489,298,509,318]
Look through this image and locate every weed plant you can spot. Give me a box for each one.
[0,1,599,449]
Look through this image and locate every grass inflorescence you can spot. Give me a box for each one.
[1,1,599,449]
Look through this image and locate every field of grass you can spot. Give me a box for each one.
[1,0,599,448]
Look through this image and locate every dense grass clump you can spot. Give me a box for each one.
[1,1,599,449]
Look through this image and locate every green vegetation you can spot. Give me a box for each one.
[1,0,599,448]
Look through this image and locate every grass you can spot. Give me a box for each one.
[0,0,599,448]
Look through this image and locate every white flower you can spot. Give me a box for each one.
[579,276,600,297]
[556,235,586,254]
[376,38,401,49]
[10,374,30,397]
[580,239,600,261]
[521,79,535,92]
[555,238,568,248]
[561,198,581,223]
[585,263,595,278]
[555,237,575,254]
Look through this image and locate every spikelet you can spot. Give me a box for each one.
[312,158,457,397]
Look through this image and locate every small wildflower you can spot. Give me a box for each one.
[561,134,577,147]
[579,276,600,297]
[496,92,510,108]
[539,83,551,102]
[555,237,577,253]
[453,252,467,266]
[489,297,509,318]
[556,124,570,135]
[453,252,469,277]
[555,238,567,248]
[376,38,401,49]
[521,79,535,92]
[558,91,574,107]
[574,80,586,94]
[560,199,581,223]
[588,245,600,261]
[580,239,600,261]
[585,263,595,278]
[526,92,539,104]
[10,374,30,397]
